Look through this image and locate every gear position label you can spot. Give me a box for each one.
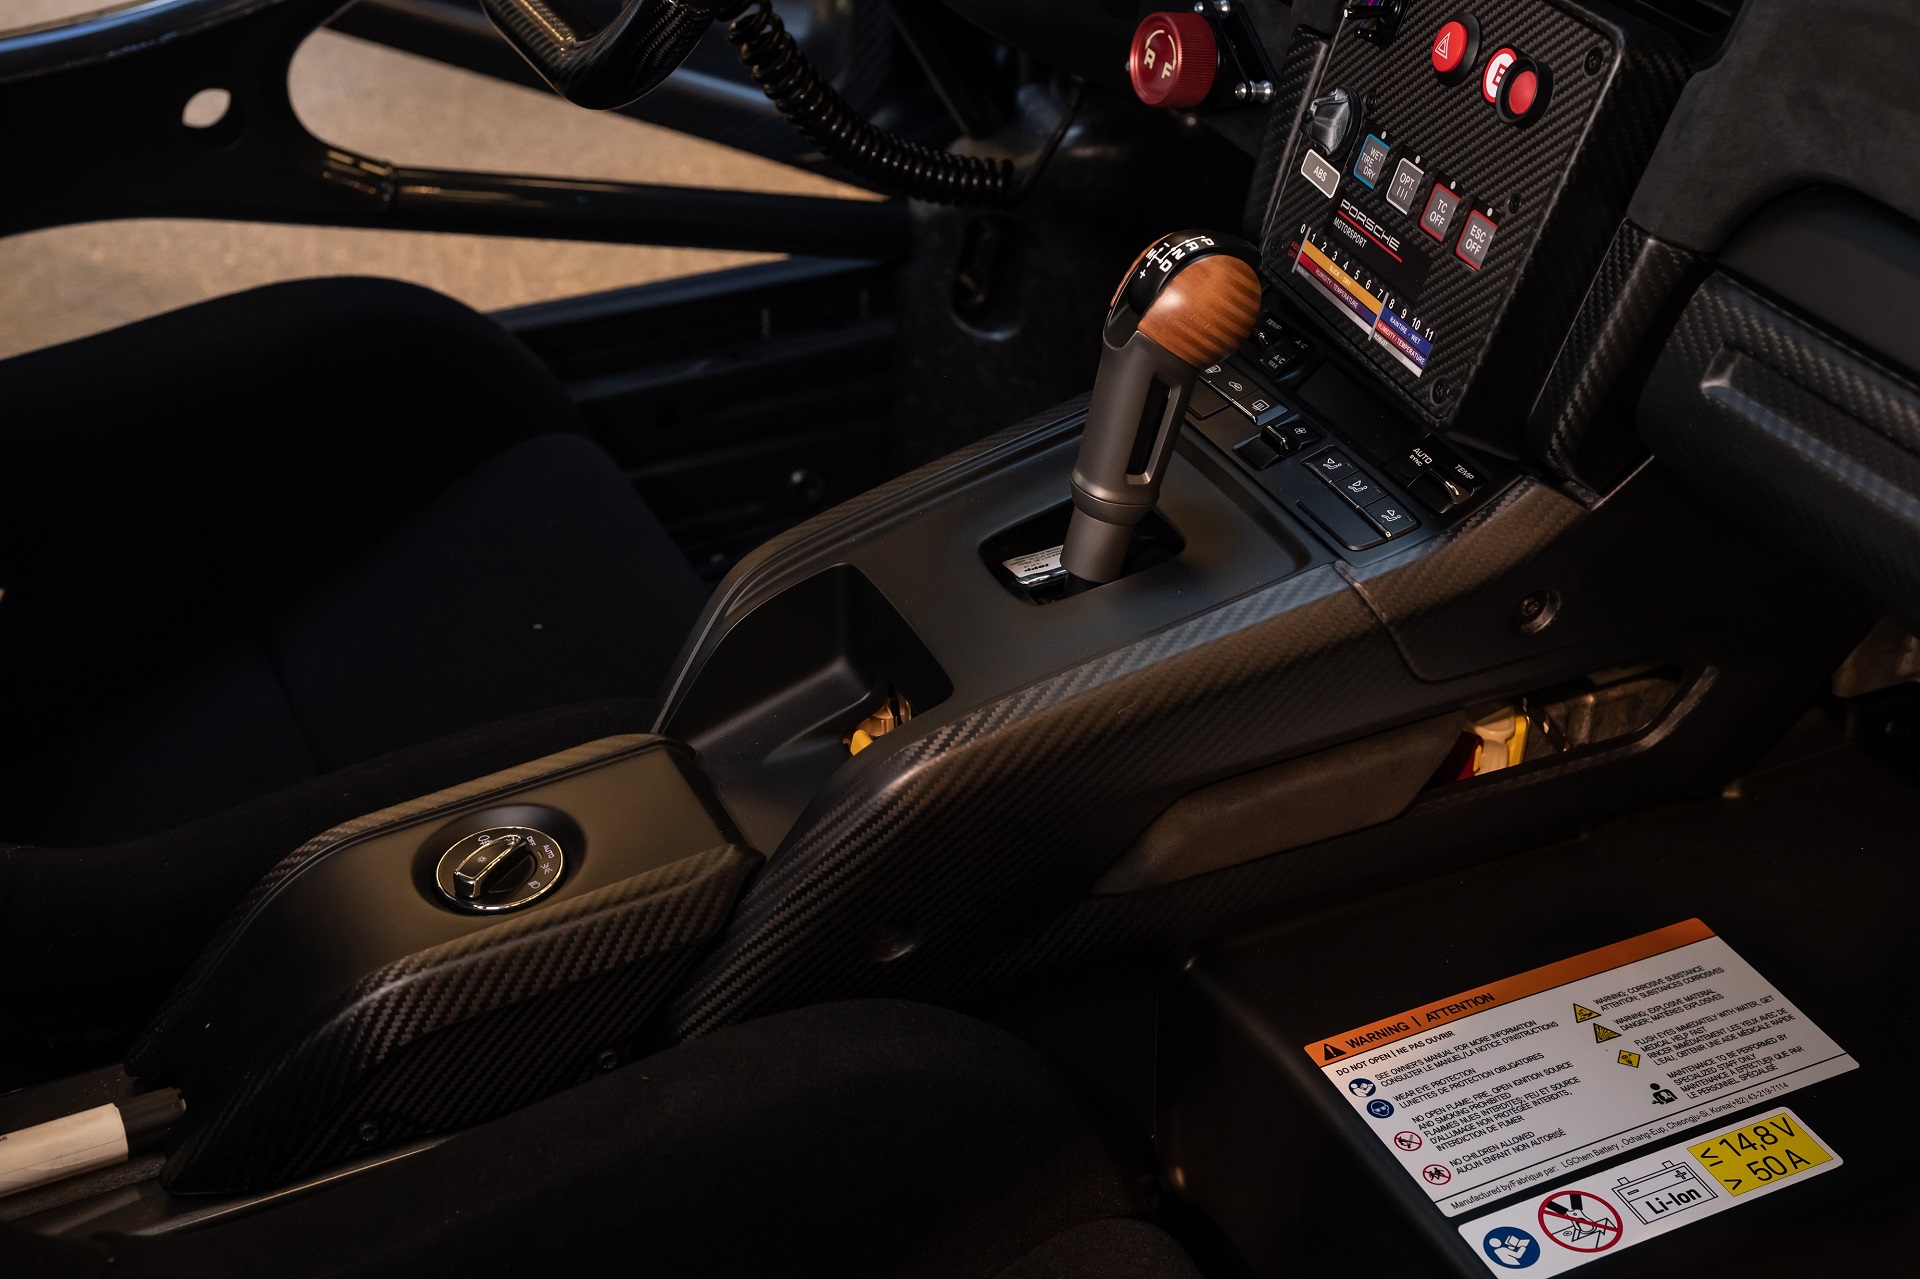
[1303,920,1857,1216]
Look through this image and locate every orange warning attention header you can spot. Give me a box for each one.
[1305,918,1715,1066]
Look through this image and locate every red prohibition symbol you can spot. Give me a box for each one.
[1394,1131,1424,1152]
[1538,1190,1624,1252]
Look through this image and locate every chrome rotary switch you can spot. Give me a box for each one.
[434,826,565,913]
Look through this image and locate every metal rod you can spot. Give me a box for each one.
[386,169,911,260]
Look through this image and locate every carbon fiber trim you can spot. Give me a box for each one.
[1528,218,1703,491]
[1640,272,1920,626]
[1241,27,1333,240]
[129,734,674,1075]
[1257,1,1684,453]
[164,842,756,1192]
[663,568,1409,1038]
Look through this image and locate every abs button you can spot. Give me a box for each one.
[1430,14,1480,85]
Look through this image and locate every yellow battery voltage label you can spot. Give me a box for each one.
[1689,1111,1833,1196]
[1457,1107,1843,1275]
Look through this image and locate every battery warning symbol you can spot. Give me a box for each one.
[1614,1160,1718,1225]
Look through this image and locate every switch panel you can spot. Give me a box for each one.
[1255,0,1687,453]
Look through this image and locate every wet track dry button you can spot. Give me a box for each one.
[1353,133,1393,189]
[1364,496,1418,536]
[1303,447,1359,485]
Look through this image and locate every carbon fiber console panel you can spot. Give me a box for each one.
[1527,219,1704,493]
[129,736,757,1193]
[1258,0,1684,456]
[1641,271,1920,628]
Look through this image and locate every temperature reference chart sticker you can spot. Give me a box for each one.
[1303,920,1856,1216]
[1458,1108,1842,1274]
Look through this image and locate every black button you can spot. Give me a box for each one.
[1411,468,1473,512]
[1331,471,1383,505]
[1268,419,1324,453]
[1297,484,1385,551]
[1303,448,1360,485]
[1188,382,1231,419]
[1234,435,1282,470]
[1205,364,1286,420]
[1365,496,1419,537]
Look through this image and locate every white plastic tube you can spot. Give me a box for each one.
[0,1104,128,1196]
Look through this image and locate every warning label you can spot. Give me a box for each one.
[1457,1109,1841,1273]
[1306,920,1856,1215]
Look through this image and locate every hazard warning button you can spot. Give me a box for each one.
[1430,14,1480,85]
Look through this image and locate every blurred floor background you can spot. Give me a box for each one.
[0,4,867,360]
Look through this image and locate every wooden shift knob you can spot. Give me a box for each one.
[1137,253,1262,367]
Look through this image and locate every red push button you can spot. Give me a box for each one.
[1496,55,1551,125]
[1505,68,1538,115]
[1430,14,1480,86]
[1129,11,1218,110]
[1482,46,1517,103]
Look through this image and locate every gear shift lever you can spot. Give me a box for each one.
[1061,230,1262,585]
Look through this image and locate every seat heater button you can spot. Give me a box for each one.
[1304,448,1360,485]
[1420,182,1462,242]
[1385,156,1427,214]
[1365,495,1419,537]
[1332,471,1382,505]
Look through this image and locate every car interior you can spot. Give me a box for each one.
[0,0,1915,1274]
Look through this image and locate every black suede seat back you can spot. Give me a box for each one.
[0,1001,1203,1279]
[0,278,706,847]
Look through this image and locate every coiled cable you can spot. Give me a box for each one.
[727,0,1026,208]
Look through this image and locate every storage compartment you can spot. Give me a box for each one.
[665,564,953,852]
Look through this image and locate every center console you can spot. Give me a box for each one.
[17,1,1841,1231]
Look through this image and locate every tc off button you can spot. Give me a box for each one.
[1496,55,1552,125]
[1430,14,1480,86]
